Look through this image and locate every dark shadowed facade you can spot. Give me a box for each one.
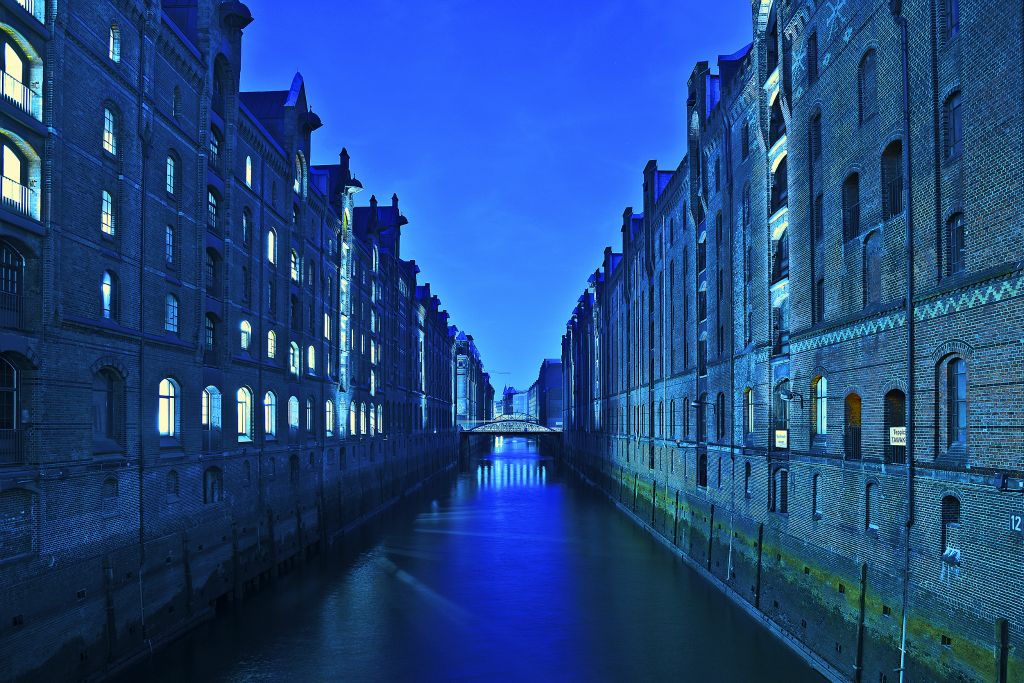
[0,1,484,680]
[563,1,1023,681]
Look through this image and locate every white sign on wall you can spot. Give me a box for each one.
[774,429,788,449]
[889,427,906,447]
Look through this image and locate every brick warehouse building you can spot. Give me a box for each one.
[563,1,1023,681]
[0,1,478,680]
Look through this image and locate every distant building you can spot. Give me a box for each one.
[501,385,529,416]
[527,359,563,429]
[454,330,493,428]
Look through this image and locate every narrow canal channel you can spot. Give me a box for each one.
[118,438,821,682]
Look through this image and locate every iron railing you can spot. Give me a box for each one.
[844,426,862,460]
[2,72,38,116]
[1,177,35,218]
[0,428,24,464]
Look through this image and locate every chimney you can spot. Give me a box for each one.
[392,193,399,210]
[369,194,377,208]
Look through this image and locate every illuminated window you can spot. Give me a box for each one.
[245,155,253,187]
[267,229,277,265]
[164,225,175,265]
[349,403,356,435]
[101,271,116,319]
[307,345,315,373]
[202,386,221,432]
[263,391,277,438]
[108,25,121,63]
[306,397,313,432]
[267,330,277,359]
[369,402,376,435]
[165,155,176,195]
[290,250,299,281]
[164,294,178,334]
[240,320,251,350]
[236,387,253,441]
[207,190,218,231]
[743,388,754,435]
[101,190,115,235]
[102,108,117,155]
[812,377,828,436]
[289,342,300,377]
[288,396,299,431]
[158,378,178,437]
[360,402,367,435]
[325,400,335,437]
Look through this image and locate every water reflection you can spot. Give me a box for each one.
[118,436,821,683]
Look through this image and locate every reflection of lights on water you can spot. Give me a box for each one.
[475,459,549,490]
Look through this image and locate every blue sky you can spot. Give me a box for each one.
[242,0,753,390]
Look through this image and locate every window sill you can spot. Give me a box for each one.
[159,436,180,449]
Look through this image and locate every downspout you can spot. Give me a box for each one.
[889,3,915,681]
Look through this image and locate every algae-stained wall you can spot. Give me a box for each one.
[562,1,1024,681]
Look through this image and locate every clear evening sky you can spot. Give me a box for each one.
[241,0,753,391]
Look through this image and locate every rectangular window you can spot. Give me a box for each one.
[101,191,115,236]
[103,109,117,155]
[945,93,963,160]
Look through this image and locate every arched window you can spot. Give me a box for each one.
[203,467,223,504]
[207,189,219,232]
[945,213,965,276]
[866,482,879,529]
[202,386,222,431]
[290,250,300,281]
[845,393,863,460]
[158,378,178,438]
[349,403,356,435]
[306,397,313,432]
[772,468,789,513]
[236,387,253,441]
[944,91,962,160]
[1,40,30,115]
[165,154,177,196]
[164,294,178,334]
[769,97,786,145]
[863,232,883,307]
[812,377,828,437]
[376,404,383,434]
[744,388,754,435]
[289,342,300,377]
[307,345,315,373]
[101,271,117,319]
[682,397,690,438]
[325,400,335,437]
[166,470,179,500]
[267,229,277,265]
[241,209,252,247]
[947,358,967,447]
[209,128,221,167]
[239,320,251,351]
[101,190,115,235]
[264,391,277,438]
[204,314,216,350]
[858,50,877,123]
[245,155,253,188]
[294,154,304,194]
[1,141,27,211]
[360,402,367,435]
[92,368,120,444]
[165,225,175,265]
[773,380,791,435]
[881,141,903,220]
[267,329,277,359]
[288,396,299,432]
[102,107,117,155]
[108,25,121,62]
[884,389,906,464]
[369,402,377,435]
[842,173,860,241]
[669,399,676,439]
[941,495,961,553]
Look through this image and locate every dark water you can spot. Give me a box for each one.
[119,438,821,682]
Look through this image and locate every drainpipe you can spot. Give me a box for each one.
[889,2,915,681]
[723,112,736,580]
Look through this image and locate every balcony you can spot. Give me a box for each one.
[2,72,41,120]
[0,428,24,464]
[2,177,38,220]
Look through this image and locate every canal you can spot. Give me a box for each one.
[118,437,821,682]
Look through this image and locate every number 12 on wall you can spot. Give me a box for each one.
[1012,515,1023,533]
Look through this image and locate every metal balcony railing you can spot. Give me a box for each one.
[2,72,39,117]
[884,177,904,219]
[1,177,36,219]
[17,0,44,23]
[0,428,24,464]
